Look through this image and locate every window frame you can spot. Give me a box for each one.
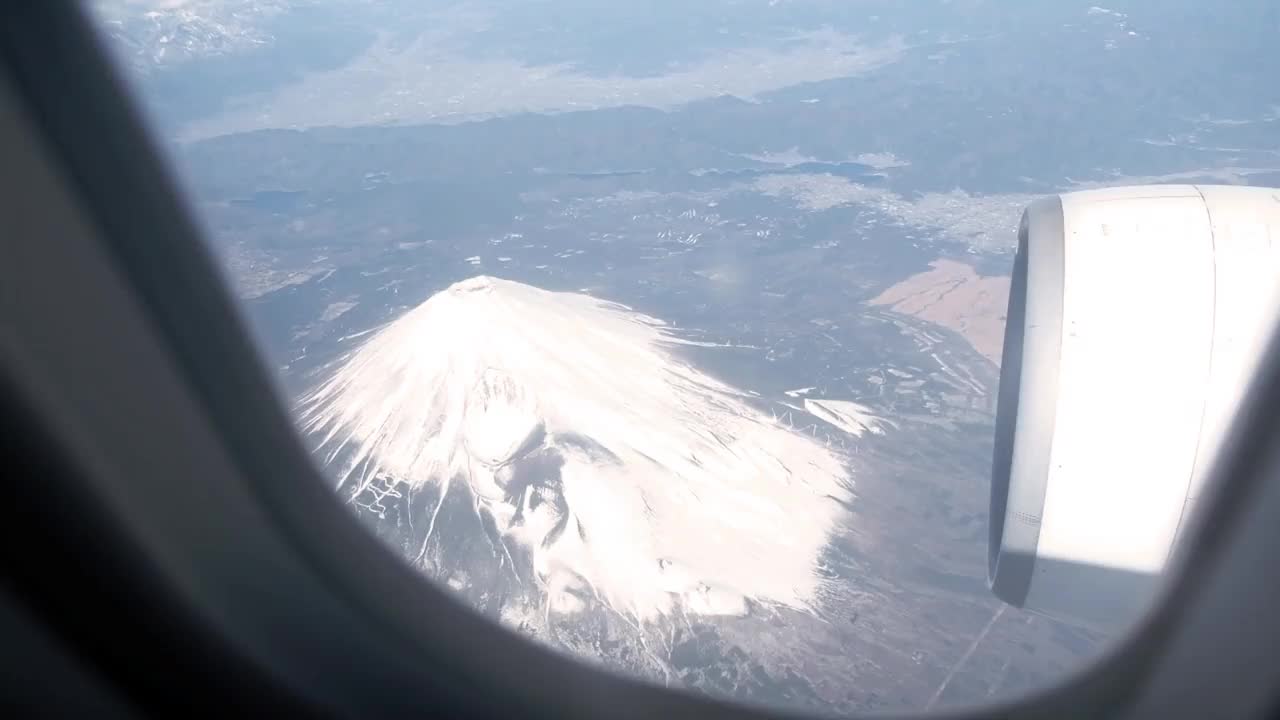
[3,4,1280,718]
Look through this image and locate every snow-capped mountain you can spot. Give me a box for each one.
[301,276,861,625]
[90,0,293,69]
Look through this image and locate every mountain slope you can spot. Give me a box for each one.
[301,276,854,621]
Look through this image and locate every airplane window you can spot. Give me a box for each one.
[85,1,1280,714]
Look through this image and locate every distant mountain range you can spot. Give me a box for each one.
[91,0,295,69]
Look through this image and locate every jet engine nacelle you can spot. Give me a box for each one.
[989,184,1280,626]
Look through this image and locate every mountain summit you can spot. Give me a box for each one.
[302,277,853,620]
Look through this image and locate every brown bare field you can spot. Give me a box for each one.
[869,260,1011,365]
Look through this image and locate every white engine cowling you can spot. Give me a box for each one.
[989,184,1280,626]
